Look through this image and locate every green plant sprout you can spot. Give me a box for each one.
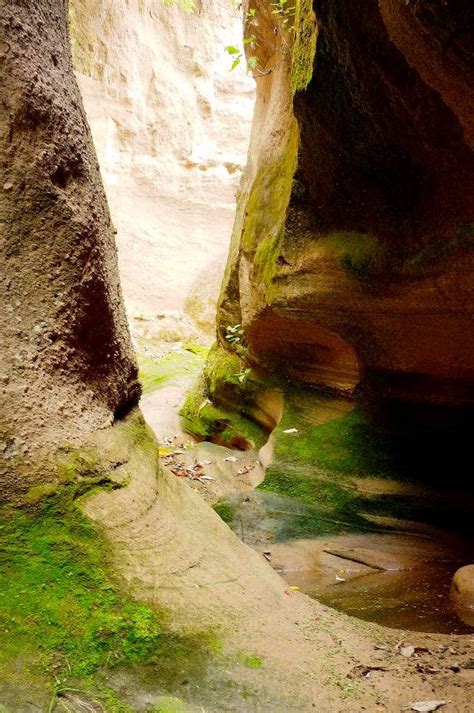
[225,2,296,75]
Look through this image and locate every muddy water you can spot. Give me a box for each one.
[275,543,473,634]
[145,355,474,636]
[315,562,471,634]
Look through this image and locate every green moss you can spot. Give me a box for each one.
[268,407,394,479]
[180,345,269,448]
[205,346,243,395]
[237,652,263,669]
[137,344,208,396]
[0,477,215,708]
[180,376,267,448]
[291,0,318,92]
[151,696,189,712]
[241,123,299,290]
[213,500,236,526]
[256,388,474,539]
[316,230,386,280]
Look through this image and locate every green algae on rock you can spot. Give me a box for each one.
[137,344,209,396]
[0,414,217,711]
[179,344,274,448]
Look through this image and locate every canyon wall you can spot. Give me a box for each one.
[217,0,474,409]
[69,0,255,320]
[0,0,140,494]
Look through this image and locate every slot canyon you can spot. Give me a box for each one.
[1,1,473,711]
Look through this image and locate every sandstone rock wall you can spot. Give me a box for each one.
[0,0,140,494]
[217,0,474,408]
[69,0,255,317]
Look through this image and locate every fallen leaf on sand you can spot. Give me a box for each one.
[237,464,255,475]
[407,701,448,712]
[349,664,387,679]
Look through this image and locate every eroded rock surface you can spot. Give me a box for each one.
[69,0,255,324]
[217,0,474,407]
[0,0,140,493]
[451,564,474,626]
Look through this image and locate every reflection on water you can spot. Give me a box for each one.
[309,562,472,634]
[273,538,474,634]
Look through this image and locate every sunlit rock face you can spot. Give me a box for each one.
[69,0,254,318]
[218,0,474,409]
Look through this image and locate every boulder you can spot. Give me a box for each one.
[451,564,474,626]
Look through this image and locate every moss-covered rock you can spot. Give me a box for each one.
[291,0,318,93]
[179,344,278,448]
[137,344,209,396]
[0,413,216,710]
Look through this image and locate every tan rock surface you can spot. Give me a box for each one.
[70,0,255,323]
[0,0,139,493]
[451,564,474,626]
[217,0,474,406]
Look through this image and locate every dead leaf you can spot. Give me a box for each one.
[237,464,255,475]
[349,664,387,679]
[407,701,448,712]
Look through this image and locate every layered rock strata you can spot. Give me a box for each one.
[69,0,255,318]
[217,0,474,408]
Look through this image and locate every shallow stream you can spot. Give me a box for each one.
[142,350,474,636]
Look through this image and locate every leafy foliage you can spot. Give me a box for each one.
[226,2,295,74]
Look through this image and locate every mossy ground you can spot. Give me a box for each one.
[137,344,208,396]
[212,499,237,525]
[256,388,473,540]
[0,478,216,711]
